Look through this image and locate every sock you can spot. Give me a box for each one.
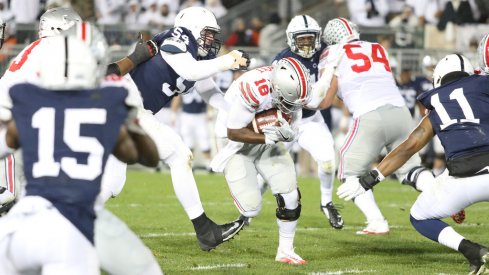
[277,219,297,252]
[319,169,333,206]
[410,215,449,242]
[353,190,384,222]
[438,226,465,251]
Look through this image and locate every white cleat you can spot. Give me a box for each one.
[356,219,389,235]
[275,248,307,265]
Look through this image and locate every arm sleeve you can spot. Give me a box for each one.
[162,51,235,81]
[194,78,228,111]
[226,100,255,129]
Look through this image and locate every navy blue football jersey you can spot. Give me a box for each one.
[273,42,331,125]
[130,27,199,113]
[10,83,129,243]
[398,80,419,117]
[417,75,489,161]
[182,89,207,114]
[413,76,433,95]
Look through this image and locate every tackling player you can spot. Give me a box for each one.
[211,58,310,265]
[307,17,435,235]
[0,35,159,274]
[337,53,489,275]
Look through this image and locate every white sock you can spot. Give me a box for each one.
[319,169,333,206]
[277,219,297,251]
[168,163,204,220]
[438,226,465,251]
[353,190,384,222]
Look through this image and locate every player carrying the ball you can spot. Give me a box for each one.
[210,57,310,265]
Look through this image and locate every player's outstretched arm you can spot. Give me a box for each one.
[107,33,159,76]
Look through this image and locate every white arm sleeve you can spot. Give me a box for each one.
[306,65,335,109]
[226,101,255,129]
[162,51,234,81]
[194,78,228,111]
[0,126,15,159]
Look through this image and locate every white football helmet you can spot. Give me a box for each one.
[432,54,474,88]
[286,15,322,58]
[38,35,98,90]
[271,57,310,114]
[477,34,489,74]
[422,55,437,79]
[64,21,109,80]
[323,17,360,46]
[174,7,221,57]
[38,7,82,38]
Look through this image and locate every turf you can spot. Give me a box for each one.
[105,170,489,275]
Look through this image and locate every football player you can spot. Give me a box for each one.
[271,14,343,229]
[0,19,164,275]
[211,58,309,264]
[0,35,159,274]
[124,6,250,251]
[337,53,489,275]
[307,17,435,235]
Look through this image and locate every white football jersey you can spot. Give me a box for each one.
[320,41,405,118]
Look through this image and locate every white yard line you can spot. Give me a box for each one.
[140,232,195,238]
[309,269,377,275]
[190,263,248,270]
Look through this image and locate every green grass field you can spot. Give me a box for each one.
[105,170,489,275]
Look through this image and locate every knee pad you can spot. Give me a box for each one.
[402,166,432,191]
[166,148,194,169]
[318,160,335,174]
[274,188,302,221]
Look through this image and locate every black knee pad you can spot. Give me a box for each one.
[274,188,302,221]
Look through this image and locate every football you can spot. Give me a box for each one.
[248,108,292,134]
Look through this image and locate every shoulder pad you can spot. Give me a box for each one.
[161,37,187,54]
[238,80,260,111]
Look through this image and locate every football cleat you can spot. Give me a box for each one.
[238,214,252,226]
[451,209,466,224]
[196,219,245,251]
[462,241,489,275]
[320,202,344,229]
[356,219,389,235]
[275,248,307,265]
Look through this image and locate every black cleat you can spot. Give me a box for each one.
[320,202,344,229]
[195,218,245,251]
[238,214,252,226]
[460,240,489,275]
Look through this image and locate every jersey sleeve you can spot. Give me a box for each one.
[226,98,256,129]
[236,79,261,112]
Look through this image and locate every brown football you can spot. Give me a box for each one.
[248,108,292,134]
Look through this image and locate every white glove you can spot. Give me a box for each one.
[262,118,295,142]
[227,50,250,70]
[337,176,367,201]
[264,131,279,145]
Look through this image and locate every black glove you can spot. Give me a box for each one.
[127,33,159,66]
[358,170,382,190]
[237,49,251,70]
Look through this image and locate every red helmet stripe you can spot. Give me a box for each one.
[338,17,353,35]
[285,57,307,100]
[485,35,489,69]
[81,22,87,41]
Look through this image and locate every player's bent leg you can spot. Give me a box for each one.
[95,208,163,275]
[274,189,306,265]
[99,155,127,203]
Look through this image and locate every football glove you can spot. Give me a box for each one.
[127,33,159,66]
[337,169,384,201]
[262,118,296,142]
[228,50,251,71]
